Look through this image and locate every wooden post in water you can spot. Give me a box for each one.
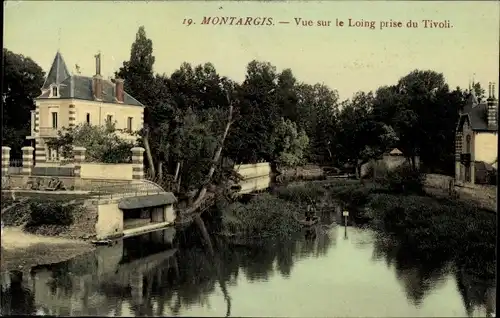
[343,210,349,239]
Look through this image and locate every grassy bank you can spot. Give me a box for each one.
[217,194,303,238]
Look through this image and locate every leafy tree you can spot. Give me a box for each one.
[270,117,309,168]
[115,26,155,107]
[336,91,397,177]
[225,60,280,164]
[295,83,340,163]
[46,123,137,163]
[373,70,464,173]
[2,49,45,158]
[471,82,486,102]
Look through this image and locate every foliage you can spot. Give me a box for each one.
[372,70,464,174]
[2,49,45,158]
[379,165,425,194]
[45,123,136,163]
[362,160,389,181]
[115,26,155,108]
[295,83,340,163]
[270,117,309,168]
[335,92,398,175]
[26,201,74,227]
[220,194,302,238]
[274,183,327,203]
[367,193,496,278]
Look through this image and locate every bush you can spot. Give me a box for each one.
[380,165,425,194]
[27,201,74,227]
[363,160,389,181]
[220,194,302,238]
[275,183,327,203]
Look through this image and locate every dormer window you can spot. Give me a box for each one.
[50,85,59,98]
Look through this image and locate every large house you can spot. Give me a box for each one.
[27,51,144,164]
[455,82,498,184]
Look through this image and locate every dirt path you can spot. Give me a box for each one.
[1,227,95,271]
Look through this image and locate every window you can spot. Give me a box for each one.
[106,115,113,123]
[127,117,133,132]
[51,112,58,129]
[86,113,90,124]
[52,86,58,97]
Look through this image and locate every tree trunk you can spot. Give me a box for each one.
[174,161,181,182]
[177,174,182,193]
[157,161,163,179]
[191,104,234,208]
[194,214,214,254]
[143,129,155,177]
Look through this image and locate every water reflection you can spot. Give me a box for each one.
[0,222,495,317]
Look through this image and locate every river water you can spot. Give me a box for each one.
[0,211,496,317]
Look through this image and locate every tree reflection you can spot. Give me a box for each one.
[0,271,36,316]
[372,232,495,315]
[0,226,334,317]
[456,269,496,317]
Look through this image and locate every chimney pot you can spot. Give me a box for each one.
[493,83,496,99]
[115,78,124,103]
[488,82,492,99]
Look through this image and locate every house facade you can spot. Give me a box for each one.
[26,51,145,164]
[455,82,498,184]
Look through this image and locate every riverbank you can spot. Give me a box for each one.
[1,227,95,271]
[1,193,98,240]
[304,178,497,279]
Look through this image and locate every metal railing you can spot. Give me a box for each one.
[89,180,166,200]
[9,160,23,167]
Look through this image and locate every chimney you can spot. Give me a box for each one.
[115,78,124,103]
[92,53,102,100]
[487,82,497,129]
[95,52,101,76]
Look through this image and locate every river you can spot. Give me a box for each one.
[0,210,496,317]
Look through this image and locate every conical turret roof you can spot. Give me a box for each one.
[42,51,71,90]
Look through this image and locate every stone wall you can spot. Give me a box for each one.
[280,164,324,179]
[234,162,271,179]
[1,146,146,190]
[424,173,496,212]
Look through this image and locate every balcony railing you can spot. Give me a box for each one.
[38,127,59,137]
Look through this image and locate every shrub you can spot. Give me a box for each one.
[275,183,327,203]
[363,160,389,182]
[27,201,74,227]
[380,164,425,194]
[220,194,302,238]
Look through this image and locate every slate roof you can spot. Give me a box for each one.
[37,51,144,107]
[457,93,497,132]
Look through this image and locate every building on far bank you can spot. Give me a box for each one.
[455,82,498,185]
[360,148,420,178]
[26,51,145,164]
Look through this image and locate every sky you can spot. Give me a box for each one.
[4,0,499,100]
